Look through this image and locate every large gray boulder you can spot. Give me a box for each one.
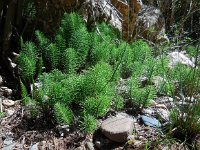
[100,116,134,142]
[168,51,195,68]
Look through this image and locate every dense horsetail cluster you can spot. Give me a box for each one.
[16,12,200,142]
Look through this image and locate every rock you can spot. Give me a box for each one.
[30,142,39,150]
[85,142,95,150]
[154,104,167,109]
[0,135,2,148]
[1,87,7,90]
[6,109,15,116]
[94,141,102,149]
[194,134,200,150]
[168,52,195,68]
[156,108,170,122]
[140,115,161,128]
[0,76,3,85]
[142,108,154,115]
[2,142,17,150]
[170,142,189,150]
[3,137,13,147]
[75,146,86,150]
[135,4,169,43]
[117,78,130,96]
[100,116,134,142]
[3,88,12,97]
[0,98,2,113]
[152,76,164,89]
[116,112,134,119]
[2,99,15,107]
[56,125,70,137]
[127,135,135,141]
[30,141,47,150]
[155,96,174,108]
[139,76,148,87]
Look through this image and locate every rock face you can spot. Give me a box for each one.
[100,116,134,142]
[135,4,169,43]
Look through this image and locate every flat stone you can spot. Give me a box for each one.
[2,99,15,107]
[140,115,161,128]
[100,116,134,142]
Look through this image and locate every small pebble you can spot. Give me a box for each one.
[7,109,15,116]
[4,88,12,96]
[95,141,101,149]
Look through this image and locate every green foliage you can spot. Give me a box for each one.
[0,112,4,119]
[45,43,59,70]
[185,45,198,57]
[83,95,111,118]
[120,40,153,79]
[35,57,43,78]
[35,30,50,52]
[59,12,85,45]
[83,62,117,98]
[169,100,200,142]
[38,70,72,106]
[130,40,152,62]
[34,13,88,72]
[153,56,169,76]
[20,79,30,105]
[131,86,157,109]
[170,63,200,96]
[61,48,78,74]
[23,0,36,19]
[129,76,157,109]
[81,114,97,134]
[113,95,124,111]
[17,12,172,135]
[17,42,37,82]
[69,26,89,68]
[88,23,122,67]
[54,102,73,124]
[163,56,200,144]
[159,80,175,96]
[55,34,66,54]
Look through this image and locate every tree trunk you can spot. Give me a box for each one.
[0,0,18,77]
